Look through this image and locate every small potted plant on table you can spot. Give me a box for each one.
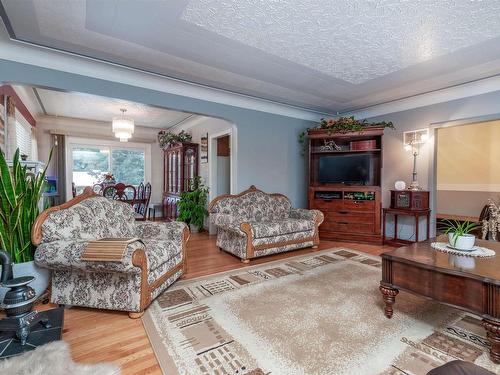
[441,220,481,251]
[177,177,209,233]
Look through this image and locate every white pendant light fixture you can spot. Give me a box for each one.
[112,108,134,142]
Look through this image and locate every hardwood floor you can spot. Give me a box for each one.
[40,233,394,374]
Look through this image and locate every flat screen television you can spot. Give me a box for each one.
[318,154,373,185]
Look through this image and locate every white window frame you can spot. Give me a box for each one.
[66,136,152,201]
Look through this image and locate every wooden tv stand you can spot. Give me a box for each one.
[309,186,381,244]
[307,127,385,244]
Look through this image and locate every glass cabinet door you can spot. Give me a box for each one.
[164,144,198,197]
[168,153,174,193]
[184,148,195,190]
[176,151,181,194]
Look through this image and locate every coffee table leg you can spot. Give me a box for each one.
[483,319,500,364]
[379,285,399,319]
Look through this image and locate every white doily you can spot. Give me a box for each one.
[431,242,496,258]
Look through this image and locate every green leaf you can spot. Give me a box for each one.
[0,149,17,210]
[0,147,53,262]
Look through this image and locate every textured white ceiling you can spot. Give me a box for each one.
[2,0,500,113]
[35,88,191,128]
[182,0,500,84]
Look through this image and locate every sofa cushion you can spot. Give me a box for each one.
[211,190,291,222]
[41,197,136,243]
[249,218,314,239]
[142,239,183,271]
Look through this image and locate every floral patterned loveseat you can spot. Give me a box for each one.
[209,186,324,263]
[32,187,189,318]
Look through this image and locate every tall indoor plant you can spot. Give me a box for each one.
[177,176,209,233]
[0,148,52,299]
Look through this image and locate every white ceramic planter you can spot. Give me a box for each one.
[0,261,50,302]
[189,224,199,234]
[448,233,476,250]
[449,255,476,269]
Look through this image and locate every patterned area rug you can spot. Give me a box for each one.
[142,248,500,375]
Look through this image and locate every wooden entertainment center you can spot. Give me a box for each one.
[308,127,385,244]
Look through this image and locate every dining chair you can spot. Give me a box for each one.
[103,183,137,205]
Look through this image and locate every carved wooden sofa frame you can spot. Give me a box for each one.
[32,187,189,319]
[209,185,324,263]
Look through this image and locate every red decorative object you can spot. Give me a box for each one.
[350,139,377,151]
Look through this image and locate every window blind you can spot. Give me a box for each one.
[15,108,35,159]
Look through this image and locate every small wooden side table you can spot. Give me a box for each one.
[383,207,431,246]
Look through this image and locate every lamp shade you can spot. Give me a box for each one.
[403,128,429,146]
[112,109,134,142]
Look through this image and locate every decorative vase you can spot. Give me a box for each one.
[0,261,51,302]
[448,233,476,250]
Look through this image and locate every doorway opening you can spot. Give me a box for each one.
[435,119,500,237]
[208,130,232,233]
[215,134,231,197]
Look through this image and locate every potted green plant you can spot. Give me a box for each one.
[0,148,52,301]
[440,220,481,251]
[157,130,192,149]
[177,176,209,233]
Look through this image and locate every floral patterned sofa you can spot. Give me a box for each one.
[209,186,324,263]
[32,188,189,318]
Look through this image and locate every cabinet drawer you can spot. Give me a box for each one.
[343,200,376,211]
[329,211,375,224]
[321,221,375,234]
[310,199,343,211]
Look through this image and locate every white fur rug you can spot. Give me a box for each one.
[0,341,120,375]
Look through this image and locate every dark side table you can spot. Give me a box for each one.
[382,207,431,246]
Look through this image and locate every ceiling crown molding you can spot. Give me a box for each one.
[0,27,330,122]
[343,74,500,119]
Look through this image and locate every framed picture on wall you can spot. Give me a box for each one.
[200,133,208,164]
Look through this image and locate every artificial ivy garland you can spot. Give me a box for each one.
[298,116,394,155]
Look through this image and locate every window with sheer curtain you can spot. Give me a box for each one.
[68,137,150,197]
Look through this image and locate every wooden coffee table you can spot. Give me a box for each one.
[379,239,500,363]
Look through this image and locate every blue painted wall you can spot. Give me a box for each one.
[0,59,312,206]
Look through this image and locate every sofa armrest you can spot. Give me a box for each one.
[34,239,146,274]
[135,220,188,241]
[210,213,245,233]
[290,208,324,225]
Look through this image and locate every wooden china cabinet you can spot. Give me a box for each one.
[162,142,199,221]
